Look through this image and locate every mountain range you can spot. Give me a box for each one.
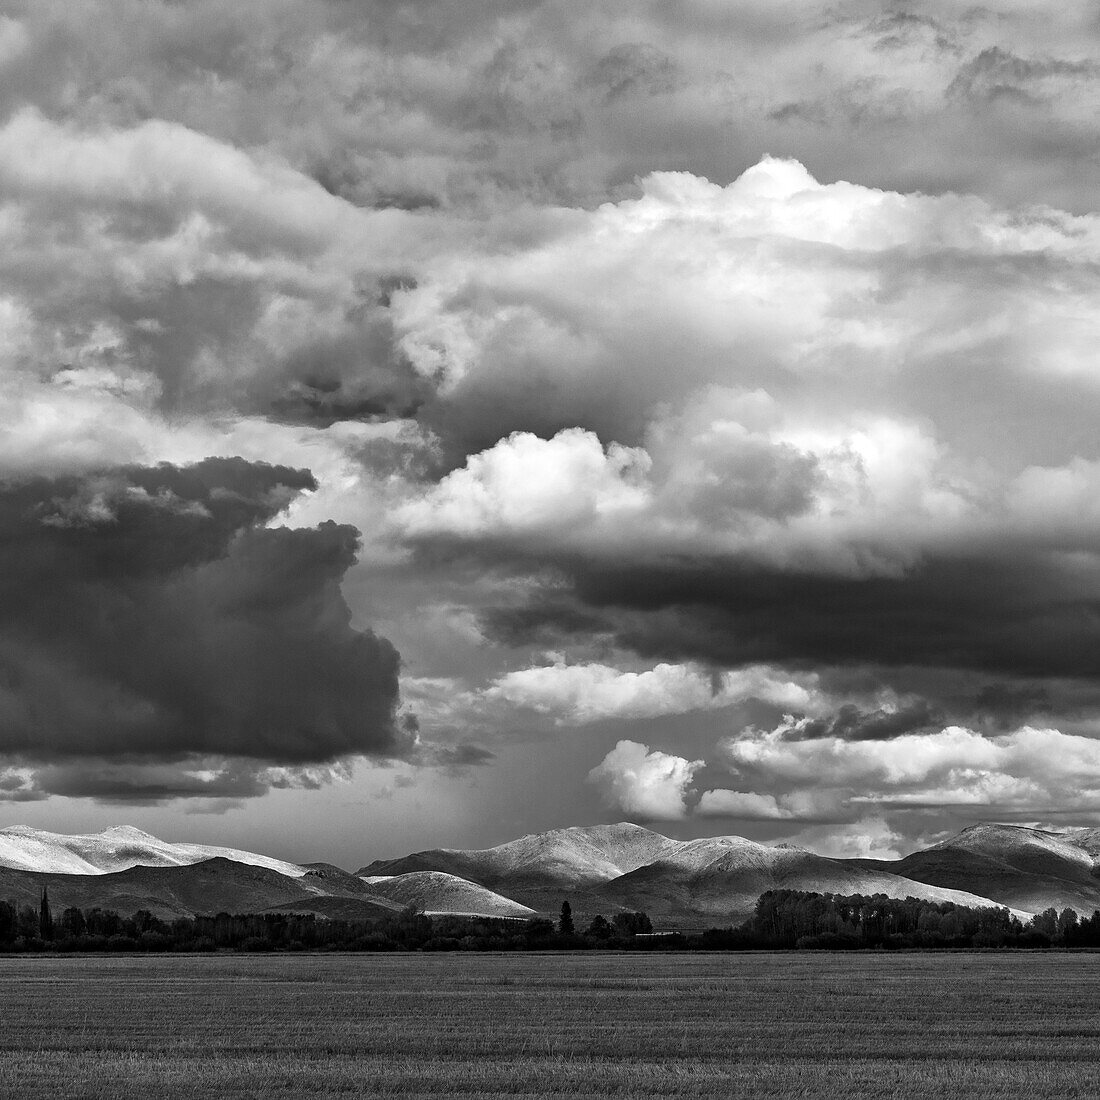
[0,821,1095,927]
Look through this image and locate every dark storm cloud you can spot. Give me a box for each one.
[971,683,1054,730]
[0,458,411,786]
[418,743,497,771]
[471,546,1100,718]
[480,602,615,648]
[561,552,1100,682]
[781,701,941,742]
[22,761,269,804]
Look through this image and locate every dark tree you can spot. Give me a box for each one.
[584,914,613,939]
[612,911,652,936]
[39,888,53,941]
[60,907,86,938]
[0,901,15,943]
[558,901,574,936]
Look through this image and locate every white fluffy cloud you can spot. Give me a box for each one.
[696,789,794,820]
[399,410,975,576]
[587,740,703,820]
[486,656,822,725]
[776,816,907,861]
[395,156,1100,580]
[707,721,1100,820]
[400,428,651,541]
[0,0,1098,842]
[396,157,1100,439]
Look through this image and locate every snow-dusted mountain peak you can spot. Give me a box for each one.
[0,825,307,878]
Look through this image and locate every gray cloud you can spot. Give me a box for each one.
[780,701,941,742]
[0,457,411,797]
[0,0,1096,849]
[1,1,1095,214]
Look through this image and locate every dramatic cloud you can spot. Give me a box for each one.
[0,107,430,431]
[486,657,822,725]
[0,457,411,800]
[397,159,1100,696]
[703,720,1100,823]
[777,701,941,742]
[0,0,1095,849]
[2,0,1095,213]
[587,740,702,820]
[398,156,1100,460]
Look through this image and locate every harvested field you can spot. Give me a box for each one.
[1,952,1099,1098]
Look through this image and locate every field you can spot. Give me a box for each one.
[1,953,1099,1098]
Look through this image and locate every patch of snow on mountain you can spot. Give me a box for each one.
[934,823,1093,868]
[361,871,535,917]
[0,825,306,877]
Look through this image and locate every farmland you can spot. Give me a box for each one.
[1,953,1099,1098]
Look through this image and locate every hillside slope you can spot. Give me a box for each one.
[598,835,1022,924]
[359,823,1020,925]
[0,825,306,878]
[0,858,401,921]
[852,823,1100,915]
[360,871,536,918]
[359,822,679,891]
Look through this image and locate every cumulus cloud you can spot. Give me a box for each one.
[706,720,1100,821]
[776,816,907,861]
[0,0,1097,845]
[399,156,1100,461]
[398,156,1100,579]
[485,656,822,725]
[587,740,702,820]
[779,701,941,742]
[2,0,1094,214]
[0,106,438,464]
[696,789,794,820]
[0,457,413,800]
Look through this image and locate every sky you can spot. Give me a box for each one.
[0,0,1099,869]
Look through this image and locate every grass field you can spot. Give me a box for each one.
[1,952,1099,1098]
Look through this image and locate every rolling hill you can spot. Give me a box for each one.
[360,871,536,918]
[593,834,1022,923]
[4,820,1099,928]
[0,825,306,878]
[359,823,1026,924]
[358,822,679,891]
[851,823,1100,916]
[0,858,402,921]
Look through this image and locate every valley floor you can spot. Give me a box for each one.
[1,952,1098,1098]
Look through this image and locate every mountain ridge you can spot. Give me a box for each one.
[850,821,1100,915]
[0,825,307,878]
[359,821,1037,923]
[2,820,1096,927]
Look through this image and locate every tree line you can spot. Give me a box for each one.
[5,888,1100,952]
[0,891,656,953]
[739,889,1100,949]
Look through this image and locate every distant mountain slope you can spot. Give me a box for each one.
[361,871,536,918]
[852,823,1100,915]
[6,819,1097,929]
[359,823,1021,925]
[0,858,402,921]
[596,835,1021,924]
[358,822,680,891]
[0,825,306,878]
